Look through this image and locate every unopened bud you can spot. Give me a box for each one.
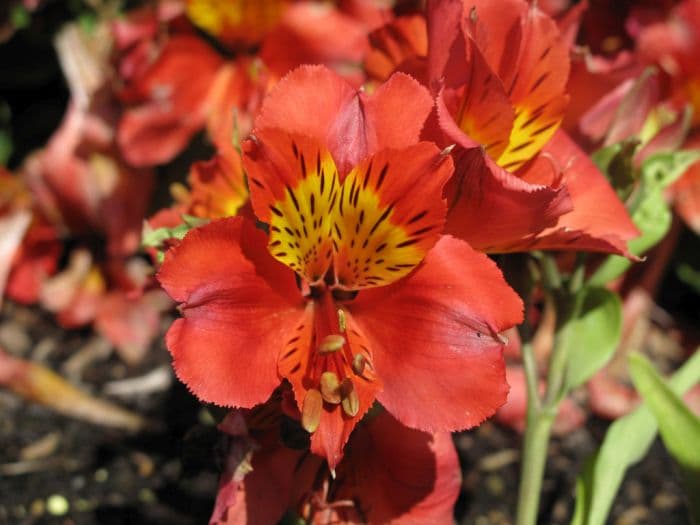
[320,371,341,404]
[340,379,359,417]
[319,334,345,354]
[301,389,323,433]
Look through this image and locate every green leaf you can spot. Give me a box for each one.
[571,349,700,525]
[588,148,700,287]
[637,149,700,196]
[677,263,700,296]
[0,130,12,166]
[629,353,700,524]
[589,189,671,286]
[141,215,209,262]
[562,287,622,392]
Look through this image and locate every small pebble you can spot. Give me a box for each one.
[652,491,680,509]
[12,505,26,518]
[138,488,157,503]
[485,474,505,496]
[625,480,644,503]
[74,499,93,512]
[46,495,69,516]
[479,449,519,471]
[71,476,85,490]
[615,504,649,525]
[30,499,44,516]
[94,468,108,482]
[0,322,32,355]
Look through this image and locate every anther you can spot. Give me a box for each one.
[301,389,323,433]
[337,309,346,332]
[319,334,345,354]
[340,378,359,417]
[351,354,366,375]
[320,371,342,404]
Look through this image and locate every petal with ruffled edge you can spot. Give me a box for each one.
[157,217,304,408]
[329,411,461,525]
[348,235,523,432]
[443,147,572,253]
[254,65,433,177]
[526,131,640,257]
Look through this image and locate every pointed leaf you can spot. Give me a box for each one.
[571,349,700,525]
[562,287,622,392]
[629,353,700,524]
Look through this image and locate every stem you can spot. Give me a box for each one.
[515,253,588,525]
[516,409,555,525]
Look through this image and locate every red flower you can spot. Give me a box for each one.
[158,66,523,467]
[211,398,461,525]
[425,0,639,256]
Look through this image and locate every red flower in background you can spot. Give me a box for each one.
[211,399,460,525]
[158,66,523,467]
[424,0,639,257]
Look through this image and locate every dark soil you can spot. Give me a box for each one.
[0,302,693,525]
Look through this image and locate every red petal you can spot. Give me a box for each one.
[349,235,523,432]
[365,14,428,82]
[157,217,305,408]
[244,129,338,284]
[255,65,356,149]
[444,148,572,253]
[0,210,32,308]
[260,2,370,83]
[332,142,452,289]
[439,40,515,160]
[95,290,171,366]
[254,66,432,177]
[332,411,461,524]
[118,104,202,168]
[672,156,700,234]
[118,35,223,166]
[529,131,640,256]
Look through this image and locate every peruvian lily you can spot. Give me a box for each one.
[425,0,639,256]
[211,396,460,525]
[157,65,523,467]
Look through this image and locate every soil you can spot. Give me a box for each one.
[0,300,694,525]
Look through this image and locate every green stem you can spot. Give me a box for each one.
[516,409,556,525]
[515,253,588,525]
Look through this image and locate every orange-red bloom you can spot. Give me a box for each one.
[158,66,523,467]
[211,402,460,525]
[424,0,639,256]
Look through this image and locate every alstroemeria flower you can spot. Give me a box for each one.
[424,0,639,256]
[211,400,460,525]
[158,66,523,467]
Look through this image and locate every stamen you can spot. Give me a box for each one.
[301,389,323,433]
[351,354,365,375]
[340,379,359,417]
[337,309,346,333]
[320,371,342,404]
[319,334,345,354]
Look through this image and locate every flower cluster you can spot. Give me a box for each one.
[3,0,700,523]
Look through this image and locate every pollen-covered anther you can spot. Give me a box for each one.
[340,378,360,417]
[351,354,366,375]
[301,389,323,433]
[318,334,345,354]
[337,309,346,333]
[319,371,342,404]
